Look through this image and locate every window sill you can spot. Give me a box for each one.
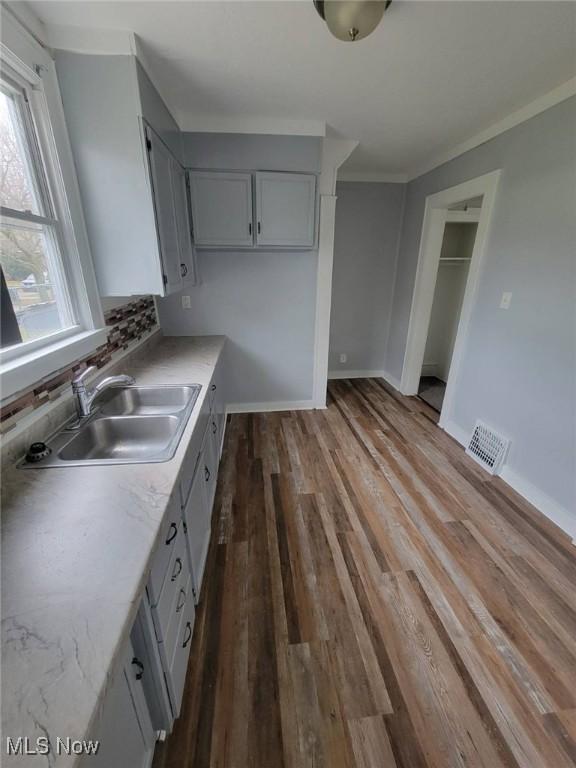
[1,327,108,402]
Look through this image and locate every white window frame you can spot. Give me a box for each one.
[0,8,106,401]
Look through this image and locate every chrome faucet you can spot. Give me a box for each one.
[72,366,135,420]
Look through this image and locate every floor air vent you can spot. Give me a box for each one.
[466,420,509,475]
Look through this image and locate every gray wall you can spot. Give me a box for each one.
[158,133,322,406]
[329,182,405,373]
[386,96,576,514]
[182,133,320,172]
[135,60,181,162]
[423,259,470,381]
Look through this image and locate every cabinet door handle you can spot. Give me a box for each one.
[131,657,144,681]
[165,522,178,545]
[212,421,217,435]
[180,263,188,277]
[182,621,193,649]
[176,588,186,613]
[248,222,252,236]
[257,221,261,235]
[171,557,183,582]
[211,383,216,392]
[204,466,210,482]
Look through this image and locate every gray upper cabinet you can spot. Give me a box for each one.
[55,52,185,297]
[188,169,316,250]
[189,171,254,247]
[145,126,183,294]
[255,172,316,248]
[172,162,197,285]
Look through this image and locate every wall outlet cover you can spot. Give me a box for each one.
[499,291,512,309]
[182,295,192,309]
[339,353,347,364]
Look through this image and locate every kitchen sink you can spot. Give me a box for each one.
[20,385,201,468]
[99,385,198,417]
[59,415,180,462]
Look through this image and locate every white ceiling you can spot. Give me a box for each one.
[27,1,576,176]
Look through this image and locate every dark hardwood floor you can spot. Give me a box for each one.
[153,378,576,768]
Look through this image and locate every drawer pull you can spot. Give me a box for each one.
[165,522,178,545]
[182,621,193,649]
[176,588,186,613]
[131,657,144,681]
[212,421,217,435]
[171,557,183,582]
[211,384,216,392]
[204,466,210,482]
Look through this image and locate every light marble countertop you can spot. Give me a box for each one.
[1,334,226,767]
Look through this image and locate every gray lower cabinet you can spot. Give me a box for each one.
[181,363,225,604]
[189,171,254,247]
[183,451,211,603]
[94,365,227,762]
[165,575,196,719]
[81,637,155,768]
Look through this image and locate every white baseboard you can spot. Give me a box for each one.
[226,400,315,414]
[440,418,469,448]
[441,419,575,544]
[328,369,402,391]
[328,369,386,380]
[500,466,575,544]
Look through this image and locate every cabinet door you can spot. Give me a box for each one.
[255,172,316,248]
[168,589,195,719]
[182,454,211,602]
[189,171,253,247]
[146,126,183,294]
[173,160,197,285]
[203,429,218,516]
[81,638,154,768]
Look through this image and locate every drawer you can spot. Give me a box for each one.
[148,494,181,605]
[168,586,195,719]
[164,572,193,667]
[151,528,187,642]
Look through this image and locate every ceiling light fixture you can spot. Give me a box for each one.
[313,0,392,42]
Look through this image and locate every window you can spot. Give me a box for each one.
[0,70,76,351]
[0,8,106,401]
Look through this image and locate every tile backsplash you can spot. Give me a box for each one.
[0,297,158,437]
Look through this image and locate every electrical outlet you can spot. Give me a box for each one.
[499,291,512,310]
[181,295,192,309]
[339,353,347,364]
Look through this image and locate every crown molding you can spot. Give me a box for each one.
[176,113,326,137]
[337,170,407,183]
[407,77,576,182]
[42,22,135,56]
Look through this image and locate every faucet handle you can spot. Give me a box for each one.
[72,366,96,389]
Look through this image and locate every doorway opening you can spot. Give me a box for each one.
[418,216,478,412]
[400,171,501,431]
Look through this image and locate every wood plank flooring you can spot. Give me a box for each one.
[153,378,576,768]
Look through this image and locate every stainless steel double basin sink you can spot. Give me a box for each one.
[21,385,201,468]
